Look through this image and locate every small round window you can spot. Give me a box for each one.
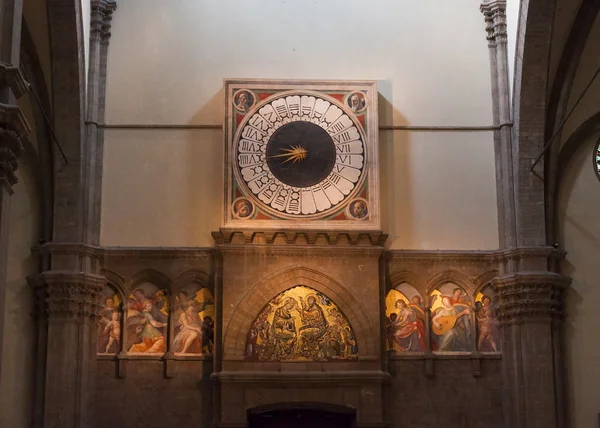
[595,137,600,182]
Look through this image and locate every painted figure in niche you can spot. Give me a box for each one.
[348,199,368,220]
[126,283,169,354]
[97,287,122,354]
[244,286,358,362]
[430,284,472,352]
[232,198,254,220]
[347,92,366,113]
[385,284,425,352]
[173,287,215,355]
[475,288,500,352]
[234,90,255,113]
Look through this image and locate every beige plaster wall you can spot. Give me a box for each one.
[558,132,600,428]
[101,0,499,249]
[83,0,90,94]
[556,14,600,428]
[0,159,40,427]
[560,13,600,143]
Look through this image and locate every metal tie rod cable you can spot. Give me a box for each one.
[530,62,600,172]
[19,65,69,165]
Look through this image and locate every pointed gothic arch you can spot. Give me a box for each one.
[223,266,378,359]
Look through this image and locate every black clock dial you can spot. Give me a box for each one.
[266,121,336,188]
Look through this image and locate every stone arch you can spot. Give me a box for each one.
[173,269,210,291]
[555,114,600,193]
[389,270,427,295]
[46,0,88,243]
[101,268,126,299]
[426,269,474,296]
[511,0,558,246]
[20,20,55,244]
[127,268,171,294]
[473,270,499,297]
[544,2,600,244]
[223,266,377,359]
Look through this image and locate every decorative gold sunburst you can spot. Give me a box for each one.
[269,145,308,164]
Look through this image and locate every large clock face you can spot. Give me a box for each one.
[233,92,367,218]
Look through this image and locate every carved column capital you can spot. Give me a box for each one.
[29,271,107,320]
[91,0,117,43]
[480,0,508,46]
[493,272,571,325]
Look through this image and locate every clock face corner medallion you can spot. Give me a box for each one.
[224,80,380,229]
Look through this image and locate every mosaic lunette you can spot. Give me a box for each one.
[245,286,358,362]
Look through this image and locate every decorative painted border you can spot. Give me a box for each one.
[223,79,380,231]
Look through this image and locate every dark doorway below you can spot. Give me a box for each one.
[247,402,356,428]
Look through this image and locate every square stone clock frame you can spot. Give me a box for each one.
[222,79,380,231]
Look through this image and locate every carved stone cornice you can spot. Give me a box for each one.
[213,370,390,385]
[385,249,497,264]
[481,0,508,46]
[28,271,107,320]
[33,242,214,261]
[102,246,214,260]
[213,229,388,247]
[0,63,30,98]
[496,246,566,272]
[90,0,117,43]
[493,272,571,325]
[33,242,104,262]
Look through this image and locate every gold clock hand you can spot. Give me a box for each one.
[267,145,308,164]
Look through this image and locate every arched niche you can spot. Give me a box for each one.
[97,284,123,355]
[125,282,169,355]
[429,282,472,353]
[384,283,426,353]
[245,285,358,362]
[474,284,501,353]
[223,267,377,359]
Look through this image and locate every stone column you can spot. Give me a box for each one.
[481,0,517,248]
[0,0,30,379]
[29,270,106,428]
[494,249,570,428]
[31,3,117,427]
[84,0,116,248]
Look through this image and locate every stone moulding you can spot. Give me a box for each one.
[213,229,388,247]
[213,370,391,384]
[386,246,564,264]
[32,242,215,260]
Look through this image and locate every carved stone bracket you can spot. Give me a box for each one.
[213,229,388,247]
[0,63,30,98]
[0,102,31,190]
[28,271,107,320]
[480,0,508,47]
[493,272,571,325]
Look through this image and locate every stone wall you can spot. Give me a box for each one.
[91,245,507,428]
